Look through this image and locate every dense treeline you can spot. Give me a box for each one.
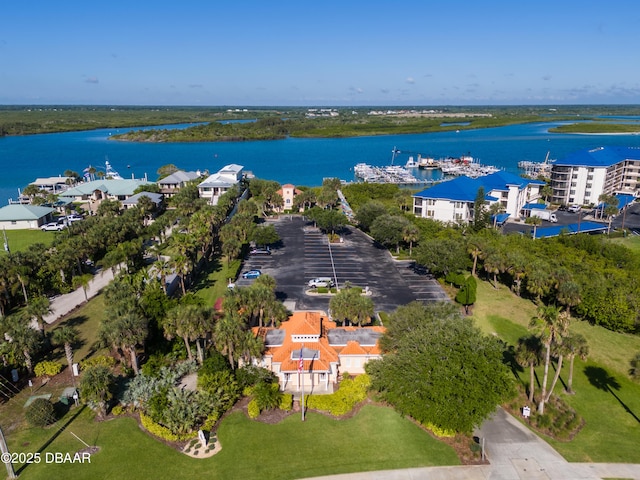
[5,104,640,138]
[340,182,640,334]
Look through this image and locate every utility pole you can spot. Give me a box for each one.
[0,426,17,479]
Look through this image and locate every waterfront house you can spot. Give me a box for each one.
[550,146,640,206]
[0,204,56,230]
[157,170,203,198]
[29,176,75,195]
[252,311,384,393]
[121,192,164,211]
[198,164,244,206]
[58,178,153,212]
[413,171,544,224]
[275,184,303,212]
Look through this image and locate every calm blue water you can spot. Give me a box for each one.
[3,121,640,205]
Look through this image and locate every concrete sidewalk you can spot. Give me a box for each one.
[301,407,640,480]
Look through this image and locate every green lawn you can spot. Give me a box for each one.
[0,229,56,254]
[9,404,459,480]
[49,295,107,363]
[194,257,241,306]
[470,278,640,463]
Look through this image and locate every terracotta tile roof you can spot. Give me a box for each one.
[340,341,368,355]
[253,311,385,372]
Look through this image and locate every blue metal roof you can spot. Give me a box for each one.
[414,176,483,202]
[554,146,640,168]
[480,171,545,191]
[414,171,541,203]
[595,193,635,211]
[522,202,547,210]
[532,221,607,239]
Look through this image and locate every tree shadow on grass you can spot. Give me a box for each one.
[584,365,640,424]
[17,405,87,476]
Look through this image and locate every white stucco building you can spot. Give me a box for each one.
[550,146,640,206]
[413,171,544,223]
[197,164,244,206]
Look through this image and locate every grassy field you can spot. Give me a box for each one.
[8,404,459,480]
[0,229,56,254]
[470,278,640,463]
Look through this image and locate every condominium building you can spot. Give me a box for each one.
[550,146,640,206]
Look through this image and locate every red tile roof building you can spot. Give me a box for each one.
[252,311,384,392]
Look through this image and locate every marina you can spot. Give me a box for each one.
[4,121,640,203]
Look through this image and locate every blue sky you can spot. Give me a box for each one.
[1,0,639,106]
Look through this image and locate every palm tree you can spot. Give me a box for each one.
[330,288,374,326]
[171,254,189,295]
[402,223,420,257]
[529,305,569,414]
[5,317,41,373]
[526,215,543,239]
[99,312,148,375]
[556,280,581,318]
[564,333,589,394]
[51,326,79,382]
[79,365,113,418]
[213,313,245,370]
[26,295,52,335]
[515,335,542,403]
[72,273,93,302]
[163,304,212,364]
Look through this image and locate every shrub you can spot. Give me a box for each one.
[247,399,260,419]
[111,404,126,416]
[25,398,57,427]
[316,287,328,294]
[80,355,116,371]
[424,422,456,438]
[306,374,370,416]
[139,412,194,442]
[34,361,63,377]
[280,393,293,411]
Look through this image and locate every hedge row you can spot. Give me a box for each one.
[306,374,370,416]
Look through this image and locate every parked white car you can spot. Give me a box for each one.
[41,222,66,231]
[568,205,581,213]
[308,277,334,288]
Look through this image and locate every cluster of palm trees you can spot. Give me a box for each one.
[516,305,589,415]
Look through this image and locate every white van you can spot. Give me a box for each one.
[308,277,334,288]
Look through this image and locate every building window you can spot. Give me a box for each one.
[414,207,422,215]
[427,210,434,217]
[319,373,326,381]
[455,213,463,220]
[570,190,576,195]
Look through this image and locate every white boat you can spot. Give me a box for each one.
[105,160,124,180]
[405,156,418,168]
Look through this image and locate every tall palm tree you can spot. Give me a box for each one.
[564,333,589,394]
[51,326,79,382]
[515,335,542,403]
[163,303,212,364]
[99,312,148,375]
[213,313,245,370]
[529,305,569,414]
[26,295,52,335]
[6,317,41,373]
[72,273,93,302]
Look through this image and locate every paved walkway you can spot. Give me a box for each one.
[42,267,115,325]
[301,407,640,480]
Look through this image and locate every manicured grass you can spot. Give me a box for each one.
[0,229,56,254]
[194,257,241,306]
[470,277,640,463]
[49,294,107,364]
[611,235,640,253]
[9,404,459,480]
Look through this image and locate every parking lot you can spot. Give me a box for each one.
[236,216,448,314]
